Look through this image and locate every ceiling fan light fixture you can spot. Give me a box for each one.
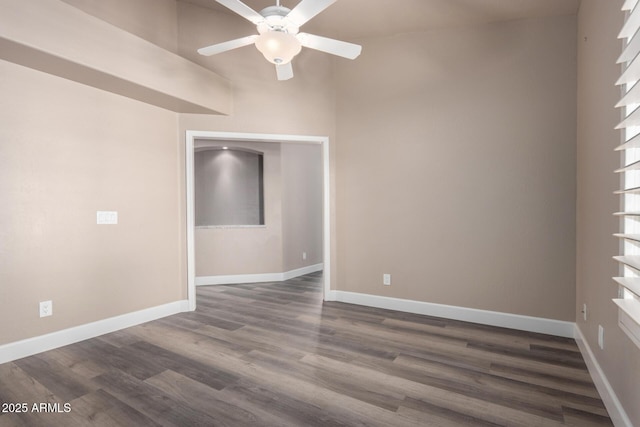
[255,31,302,65]
[199,0,362,80]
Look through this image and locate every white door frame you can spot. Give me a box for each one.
[185,130,332,311]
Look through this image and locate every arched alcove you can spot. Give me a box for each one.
[194,147,264,226]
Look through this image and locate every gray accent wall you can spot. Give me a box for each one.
[195,149,264,226]
[282,143,323,271]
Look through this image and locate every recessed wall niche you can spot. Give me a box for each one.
[194,147,265,227]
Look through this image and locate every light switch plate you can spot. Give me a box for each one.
[97,211,118,225]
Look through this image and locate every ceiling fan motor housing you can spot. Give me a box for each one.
[258,6,299,34]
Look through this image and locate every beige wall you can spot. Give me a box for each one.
[576,1,640,425]
[335,15,577,321]
[61,0,179,52]
[0,59,183,345]
[0,0,231,115]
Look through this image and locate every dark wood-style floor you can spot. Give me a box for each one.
[0,272,612,426]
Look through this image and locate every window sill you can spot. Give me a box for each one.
[195,225,266,229]
[613,298,640,349]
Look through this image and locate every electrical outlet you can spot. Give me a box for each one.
[383,274,391,286]
[583,303,587,321]
[39,300,52,318]
[598,325,604,350]
[302,252,307,260]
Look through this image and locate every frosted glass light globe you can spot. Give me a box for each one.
[255,31,302,64]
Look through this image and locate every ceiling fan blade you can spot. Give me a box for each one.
[297,33,362,60]
[215,0,264,24]
[197,35,258,56]
[287,0,336,27]
[276,62,294,81]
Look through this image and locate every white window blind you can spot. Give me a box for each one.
[614,0,640,349]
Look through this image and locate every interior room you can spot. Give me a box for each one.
[0,0,638,425]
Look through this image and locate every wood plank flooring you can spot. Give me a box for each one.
[0,272,612,426]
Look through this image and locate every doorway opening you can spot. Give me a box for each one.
[185,131,332,311]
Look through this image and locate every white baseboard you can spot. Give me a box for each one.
[0,300,190,365]
[196,263,324,286]
[331,291,575,338]
[574,326,633,427]
[325,290,338,302]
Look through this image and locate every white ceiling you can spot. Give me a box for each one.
[179,0,580,40]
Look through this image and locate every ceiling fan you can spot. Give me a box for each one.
[197,0,362,81]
